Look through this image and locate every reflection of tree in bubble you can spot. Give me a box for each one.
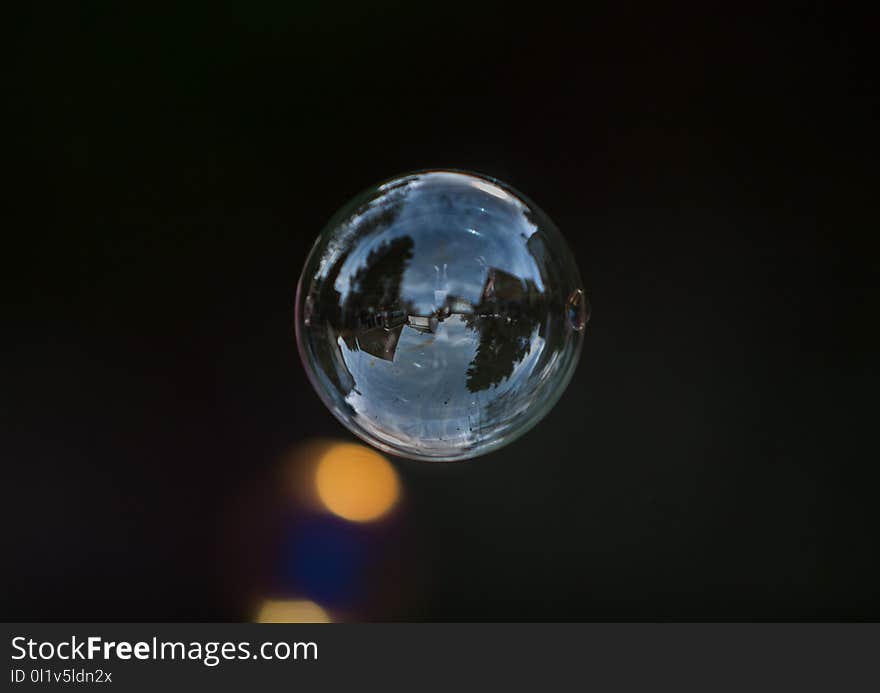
[343,236,414,325]
[308,231,566,402]
[296,170,586,461]
[339,236,414,362]
[303,191,412,396]
[464,268,546,394]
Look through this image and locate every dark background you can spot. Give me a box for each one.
[2,2,877,620]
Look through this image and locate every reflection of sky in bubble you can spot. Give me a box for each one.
[297,171,586,461]
[339,316,548,455]
[334,176,542,313]
[342,316,478,452]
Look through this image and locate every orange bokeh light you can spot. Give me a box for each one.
[255,599,331,623]
[314,443,400,523]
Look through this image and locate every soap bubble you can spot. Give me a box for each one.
[295,171,587,461]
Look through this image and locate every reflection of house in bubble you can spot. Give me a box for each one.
[478,267,541,312]
[465,268,544,392]
[338,266,543,385]
[339,307,445,362]
[339,308,407,363]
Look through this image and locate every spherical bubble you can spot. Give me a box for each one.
[295,170,588,461]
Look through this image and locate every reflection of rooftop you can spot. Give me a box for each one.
[481,267,537,303]
[355,324,404,361]
[406,315,439,334]
[339,266,537,364]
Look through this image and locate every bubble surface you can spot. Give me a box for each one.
[295,171,587,461]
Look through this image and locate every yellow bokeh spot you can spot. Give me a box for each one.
[314,443,400,522]
[255,599,331,623]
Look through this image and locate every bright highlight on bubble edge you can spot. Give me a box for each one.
[314,443,400,523]
[255,599,331,623]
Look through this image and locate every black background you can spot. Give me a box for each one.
[3,2,877,620]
